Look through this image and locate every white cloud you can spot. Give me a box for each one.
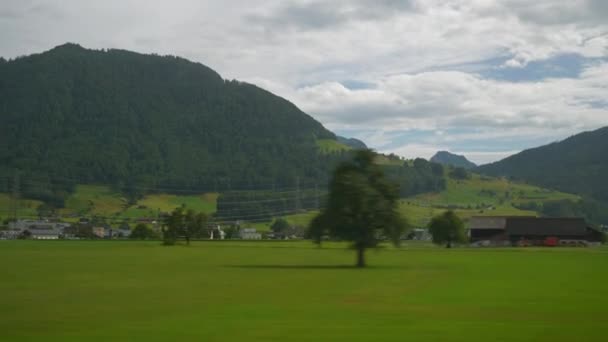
[286,63,608,133]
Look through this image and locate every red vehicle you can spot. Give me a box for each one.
[544,236,559,247]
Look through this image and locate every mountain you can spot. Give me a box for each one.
[337,136,367,149]
[477,127,608,203]
[430,151,476,169]
[0,43,341,204]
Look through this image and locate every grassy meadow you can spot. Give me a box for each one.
[0,173,586,229]
[316,139,352,154]
[1,241,607,341]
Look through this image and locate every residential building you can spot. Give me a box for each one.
[239,228,262,240]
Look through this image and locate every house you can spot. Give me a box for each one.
[9,220,70,230]
[27,225,61,240]
[92,227,106,239]
[469,216,518,246]
[239,228,262,240]
[115,228,131,238]
[404,228,432,241]
[469,216,603,246]
[5,220,70,239]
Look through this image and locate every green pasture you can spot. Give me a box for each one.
[28,185,220,221]
[249,211,320,232]
[0,194,42,222]
[413,174,578,208]
[316,139,352,154]
[1,241,606,341]
[61,185,125,218]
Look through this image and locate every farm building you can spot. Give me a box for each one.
[27,225,62,240]
[469,216,603,246]
[239,228,262,240]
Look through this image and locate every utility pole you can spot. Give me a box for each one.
[10,170,20,222]
[295,176,301,212]
[314,183,319,210]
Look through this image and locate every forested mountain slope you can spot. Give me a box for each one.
[477,127,608,203]
[431,151,476,169]
[0,43,338,204]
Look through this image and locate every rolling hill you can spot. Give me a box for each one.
[430,151,476,169]
[477,126,608,203]
[0,43,341,205]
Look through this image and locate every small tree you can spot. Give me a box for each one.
[183,209,207,244]
[428,210,466,248]
[449,167,470,180]
[163,206,207,245]
[271,218,290,233]
[309,150,408,267]
[130,223,155,240]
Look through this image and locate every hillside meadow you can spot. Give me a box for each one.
[1,173,579,230]
[1,241,606,341]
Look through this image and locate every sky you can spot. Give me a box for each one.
[1,0,607,165]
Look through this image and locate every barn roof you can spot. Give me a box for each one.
[505,217,587,236]
[469,216,535,230]
[469,217,507,230]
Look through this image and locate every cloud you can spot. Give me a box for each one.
[246,0,416,31]
[261,61,608,162]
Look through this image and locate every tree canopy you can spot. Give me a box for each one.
[271,218,290,233]
[309,149,408,267]
[163,206,208,245]
[130,223,157,240]
[428,210,466,248]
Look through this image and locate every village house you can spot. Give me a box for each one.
[4,220,70,240]
[239,228,262,240]
[469,216,604,247]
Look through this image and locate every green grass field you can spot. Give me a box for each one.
[1,241,606,341]
[0,194,43,222]
[316,139,352,154]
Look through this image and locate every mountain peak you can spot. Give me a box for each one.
[50,42,85,52]
[430,151,476,169]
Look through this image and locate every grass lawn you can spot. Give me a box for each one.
[1,241,606,341]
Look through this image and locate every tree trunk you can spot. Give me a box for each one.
[186,235,190,245]
[446,238,452,249]
[356,247,366,268]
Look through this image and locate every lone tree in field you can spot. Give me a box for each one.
[130,223,156,240]
[163,206,208,245]
[271,218,290,233]
[428,210,466,248]
[309,149,408,267]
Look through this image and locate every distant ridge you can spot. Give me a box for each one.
[337,136,367,149]
[477,126,608,203]
[430,151,476,169]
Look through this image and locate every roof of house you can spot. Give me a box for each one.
[505,217,587,236]
[469,217,507,230]
[29,228,61,236]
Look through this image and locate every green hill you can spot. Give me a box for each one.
[4,169,602,229]
[0,43,340,205]
[477,126,608,203]
[430,151,476,169]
